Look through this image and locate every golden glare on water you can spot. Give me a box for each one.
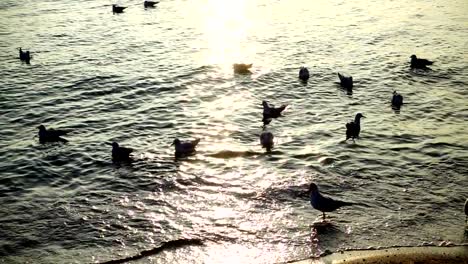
[193,0,256,68]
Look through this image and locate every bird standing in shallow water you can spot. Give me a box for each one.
[392,91,404,109]
[37,125,69,143]
[309,183,354,220]
[299,67,310,81]
[107,142,133,161]
[410,55,433,69]
[346,113,365,141]
[260,128,274,152]
[172,138,200,156]
[337,72,353,90]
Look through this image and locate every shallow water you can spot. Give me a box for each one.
[1,0,467,263]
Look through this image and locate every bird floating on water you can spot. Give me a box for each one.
[338,72,353,90]
[233,63,252,74]
[309,183,354,220]
[391,91,404,109]
[410,55,433,69]
[346,113,365,141]
[37,125,69,143]
[112,4,127,13]
[464,198,468,223]
[260,128,274,152]
[18,47,31,63]
[144,1,158,7]
[172,138,200,156]
[299,67,310,81]
[107,142,133,161]
[262,100,287,119]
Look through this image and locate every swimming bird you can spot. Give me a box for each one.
[172,138,200,156]
[309,183,354,220]
[144,0,158,7]
[107,142,133,161]
[233,63,252,74]
[345,113,365,141]
[391,91,404,109]
[299,67,310,81]
[260,129,274,152]
[37,125,69,143]
[410,55,433,69]
[337,72,353,90]
[18,48,31,63]
[262,100,287,119]
[112,4,127,13]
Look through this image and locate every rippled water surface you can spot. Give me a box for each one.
[1,0,468,263]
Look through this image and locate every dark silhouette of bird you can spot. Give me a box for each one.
[410,55,433,69]
[233,63,252,74]
[338,72,353,90]
[391,91,404,109]
[260,128,274,152]
[18,47,31,63]
[299,67,310,81]
[309,183,354,220]
[346,113,365,141]
[464,198,468,223]
[107,142,133,161]
[144,1,158,7]
[112,4,127,13]
[172,138,200,156]
[262,100,287,119]
[37,125,69,143]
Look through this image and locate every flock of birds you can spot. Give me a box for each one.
[112,1,159,13]
[31,52,443,221]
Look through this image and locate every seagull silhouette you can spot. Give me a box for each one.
[112,4,127,13]
[346,113,365,141]
[260,128,274,152]
[262,100,287,119]
[106,142,133,161]
[392,91,404,109]
[37,125,69,143]
[337,72,353,90]
[172,138,200,156]
[309,183,354,220]
[144,1,158,8]
[299,67,310,81]
[410,55,433,69]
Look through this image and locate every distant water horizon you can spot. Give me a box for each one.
[1,0,467,263]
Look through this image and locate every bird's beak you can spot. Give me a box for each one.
[105,142,113,146]
[362,115,366,118]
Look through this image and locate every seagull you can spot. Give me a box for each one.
[144,1,158,7]
[391,91,404,109]
[172,138,200,156]
[410,55,433,69]
[18,47,31,63]
[233,63,252,74]
[346,113,365,141]
[464,198,468,223]
[112,4,127,13]
[337,72,353,90]
[260,128,274,152]
[37,125,69,143]
[262,100,287,119]
[299,67,310,81]
[309,183,354,220]
[106,142,133,161]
